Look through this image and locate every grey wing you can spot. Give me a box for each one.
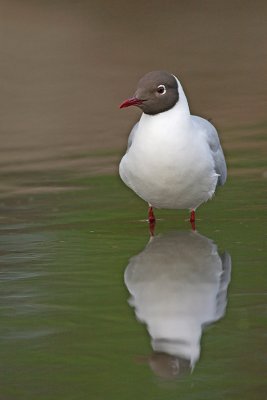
[215,252,232,320]
[192,116,227,185]
[126,122,139,152]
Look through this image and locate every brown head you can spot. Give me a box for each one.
[120,70,179,115]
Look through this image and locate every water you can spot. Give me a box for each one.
[0,1,266,399]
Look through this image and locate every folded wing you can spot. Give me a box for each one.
[192,116,227,186]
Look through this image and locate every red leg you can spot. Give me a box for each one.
[148,206,156,223]
[190,210,196,231]
[148,206,156,236]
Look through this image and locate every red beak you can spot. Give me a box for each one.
[119,97,143,109]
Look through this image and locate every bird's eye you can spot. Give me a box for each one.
[157,84,166,95]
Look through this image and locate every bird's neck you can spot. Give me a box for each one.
[140,99,190,132]
[175,77,190,115]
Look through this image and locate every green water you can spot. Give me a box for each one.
[1,159,266,399]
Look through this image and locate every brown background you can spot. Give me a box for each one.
[0,0,266,173]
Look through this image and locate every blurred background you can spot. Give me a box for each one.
[0,0,266,183]
[0,1,266,399]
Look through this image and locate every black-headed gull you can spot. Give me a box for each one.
[119,71,227,230]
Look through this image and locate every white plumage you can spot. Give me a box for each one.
[119,76,226,212]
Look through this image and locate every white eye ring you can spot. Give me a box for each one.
[157,84,166,95]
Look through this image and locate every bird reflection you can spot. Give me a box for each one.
[124,231,231,379]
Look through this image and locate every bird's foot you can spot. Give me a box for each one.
[149,220,156,236]
[148,206,156,224]
[148,206,156,236]
[190,210,196,231]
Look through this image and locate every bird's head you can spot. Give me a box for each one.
[120,70,179,115]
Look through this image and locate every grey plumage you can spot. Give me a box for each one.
[192,116,227,186]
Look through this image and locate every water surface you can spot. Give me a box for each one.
[0,1,266,399]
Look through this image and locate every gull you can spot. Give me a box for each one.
[119,71,227,230]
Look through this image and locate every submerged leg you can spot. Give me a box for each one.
[148,206,156,236]
[190,210,196,231]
